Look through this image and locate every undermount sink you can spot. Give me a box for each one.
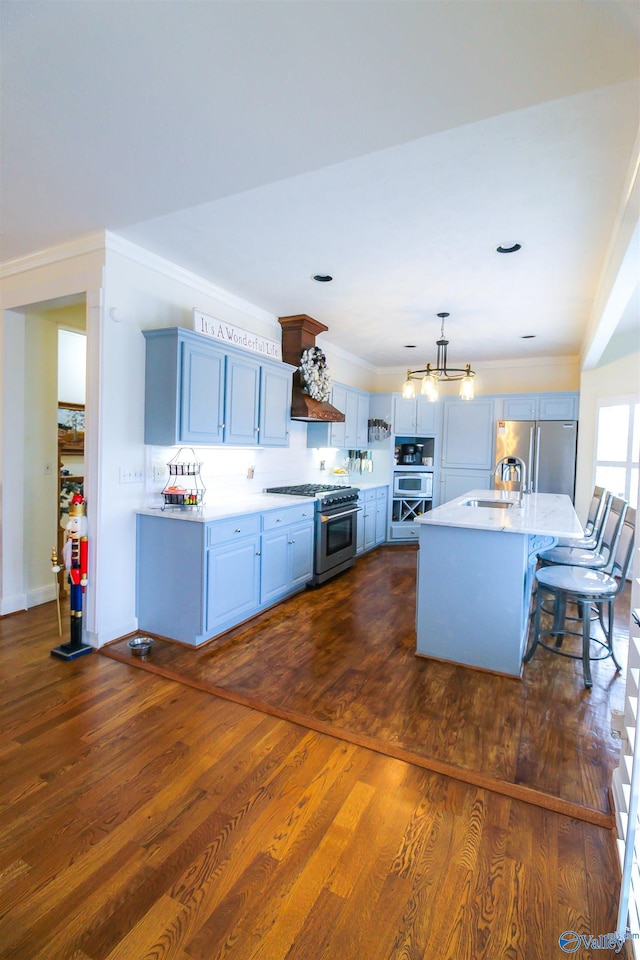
[463,498,515,509]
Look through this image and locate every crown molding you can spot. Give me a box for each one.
[376,354,579,375]
[104,232,277,328]
[0,232,106,279]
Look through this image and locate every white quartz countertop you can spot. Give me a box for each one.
[136,493,313,523]
[416,489,583,538]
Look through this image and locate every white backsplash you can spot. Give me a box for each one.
[145,421,391,507]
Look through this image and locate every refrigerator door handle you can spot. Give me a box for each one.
[528,427,535,493]
[534,426,541,493]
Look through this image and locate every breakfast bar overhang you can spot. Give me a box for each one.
[415,490,583,676]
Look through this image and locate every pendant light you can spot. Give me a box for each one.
[402,313,475,401]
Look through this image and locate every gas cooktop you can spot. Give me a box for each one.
[266,483,351,497]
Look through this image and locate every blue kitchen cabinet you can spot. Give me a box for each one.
[224,354,261,445]
[501,393,578,421]
[357,486,388,553]
[393,397,440,436]
[143,327,294,448]
[144,327,225,446]
[136,513,209,644]
[375,487,387,544]
[306,384,369,449]
[438,468,493,505]
[206,517,261,633]
[259,364,293,446]
[260,505,314,603]
[441,398,495,470]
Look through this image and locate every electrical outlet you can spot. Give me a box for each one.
[153,464,166,482]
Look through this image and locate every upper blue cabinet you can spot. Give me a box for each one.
[143,327,295,447]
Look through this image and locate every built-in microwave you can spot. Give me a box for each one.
[394,472,433,497]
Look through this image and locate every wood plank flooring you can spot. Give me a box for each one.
[105,546,628,823]
[0,597,627,959]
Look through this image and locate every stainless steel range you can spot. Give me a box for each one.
[265,483,360,585]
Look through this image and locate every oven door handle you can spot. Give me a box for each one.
[319,506,362,522]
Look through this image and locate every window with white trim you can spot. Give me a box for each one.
[595,399,639,509]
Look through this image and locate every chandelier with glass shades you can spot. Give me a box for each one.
[402,312,475,402]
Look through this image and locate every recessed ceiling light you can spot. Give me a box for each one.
[496,243,522,254]
[521,334,536,339]
[404,344,417,348]
[313,274,333,282]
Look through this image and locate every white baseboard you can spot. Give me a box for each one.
[0,593,27,616]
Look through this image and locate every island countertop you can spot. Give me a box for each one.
[415,489,583,539]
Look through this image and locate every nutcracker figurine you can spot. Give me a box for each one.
[51,493,93,660]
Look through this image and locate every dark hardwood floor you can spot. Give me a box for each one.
[105,546,629,824]
[0,551,629,959]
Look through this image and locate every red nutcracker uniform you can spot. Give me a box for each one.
[51,493,92,660]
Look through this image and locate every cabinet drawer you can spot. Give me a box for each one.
[375,487,387,500]
[262,504,314,530]
[207,515,261,546]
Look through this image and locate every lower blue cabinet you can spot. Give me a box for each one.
[137,506,313,646]
[206,535,261,633]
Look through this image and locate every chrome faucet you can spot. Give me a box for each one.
[494,456,528,496]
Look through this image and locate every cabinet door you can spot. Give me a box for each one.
[259,365,291,446]
[503,397,537,420]
[224,355,260,444]
[439,469,493,505]
[539,395,577,420]
[355,392,370,447]
[441,399,494,470]
[328,384,348,447]
[289,520,314,588]
[206,537,261,630]
[363,503,376,550]
[393,397,417,434]
[180,339,226,444]
[344,390,359,447]
[356,495,365,554]
[375,489,387,544]
[260,528,291,604]
[415,398,439,435]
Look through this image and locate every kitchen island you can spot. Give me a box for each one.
[414,489,583,676]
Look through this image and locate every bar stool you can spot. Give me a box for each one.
[524,508,635,688]
[554,486,611,549]
[537,495,627,571]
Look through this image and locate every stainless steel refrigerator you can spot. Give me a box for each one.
[495,420,578,498]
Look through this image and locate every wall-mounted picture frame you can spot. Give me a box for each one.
[58,402,84,453]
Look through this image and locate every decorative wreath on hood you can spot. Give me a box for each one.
[299,346,332,402]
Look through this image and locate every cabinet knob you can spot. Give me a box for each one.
[256,550,261,556]
[276,518,281,523]
[289,538,295,544]
[235,528,241,533]
[219,423,225,429]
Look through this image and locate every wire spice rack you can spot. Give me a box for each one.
[161,448,206,508]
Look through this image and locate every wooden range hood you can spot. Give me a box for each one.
[278,315,345,422]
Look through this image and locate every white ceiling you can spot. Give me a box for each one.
[1,1,639,368]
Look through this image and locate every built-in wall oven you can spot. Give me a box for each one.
[265,484,360,585]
